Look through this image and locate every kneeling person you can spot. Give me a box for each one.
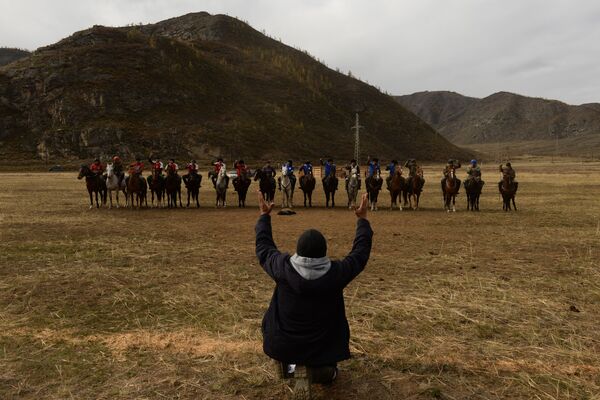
[255,192,373,386]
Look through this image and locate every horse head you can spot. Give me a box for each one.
[106,163,114,177]
[77,165,89,180]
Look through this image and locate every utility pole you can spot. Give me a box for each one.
[352,112,363,162]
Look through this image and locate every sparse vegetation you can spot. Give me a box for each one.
[1,158,599,399]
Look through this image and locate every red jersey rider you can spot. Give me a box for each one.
[129,157,144,175]
[165,158,179,175]
[233,159,248,186]
[90,158,105,176]
[187,160,199,175]
[212,157,228,188]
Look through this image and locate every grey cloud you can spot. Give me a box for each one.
[1,0,599,104]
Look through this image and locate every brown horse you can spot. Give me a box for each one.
[499,175,518,211]
[77,165,107,209]
[408,167,425,210]
[366,170,383,211]
[183,172,202,208]
[165,168,183,208]
[389,168,406,210]
[442,168,460,212]
[147,169,165,208]
[299,173,316,207]
[233,172,251,207]
[127,172,146,208]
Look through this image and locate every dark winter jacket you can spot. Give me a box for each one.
[255,214,373,365]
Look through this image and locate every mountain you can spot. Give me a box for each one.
[395,91,600,147]
[0,48,31,66]
[0,12,469,164]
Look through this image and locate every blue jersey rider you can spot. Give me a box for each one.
[320,158,338,190]
[299,161,313,176]
[385,160,399,190]
[366,157,381,178]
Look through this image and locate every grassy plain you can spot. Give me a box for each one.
[1,159,599,399]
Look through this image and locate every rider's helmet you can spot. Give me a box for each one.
[94,158,100,163]
[191,159,196,163]
[448,159,454,164]
[305,160,311,165]
[238,159,244,164]
[287,159,293,165]
[135,156,141,162]
[169,158,175,163]
[328,158,333,163]
[373,158,379,163]
[391,159,397,164]
[266,160,271,165]
[506,162,512,167]
[471,159,477,165]
[350,159,356,164]
[113,155,121,162]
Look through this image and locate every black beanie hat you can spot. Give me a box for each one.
[296,229,327,258]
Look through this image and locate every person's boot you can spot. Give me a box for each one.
[309,365,338,384]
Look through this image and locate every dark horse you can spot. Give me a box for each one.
[407,168,425,210]
[78,165,107,208]
[126,171,147,208]
[442,168,461,212]
[499,175,518,211]
[299,173,316,208]
[147,169,165,208]
[183,172,202,208]
[254,169,276,202]
[233,172,251,207]
[165,168,183,208]
[366,171,383,211]
[464,178,484,211]
[389,168,407,210]
[322,174,338,208]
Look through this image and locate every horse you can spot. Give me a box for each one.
[407,167,425,210]
[126,171,146,208]
[77,165,107,209]
[215,167,228,207]
[183,172,202,208]
[254,169,276,202]
[464,178,484,211]
[165,168,183,208]
[389,168,406,210]
[499,175,518,211]
[366,170,383,211]
[147,169,165,208]
[233,171,251,207]
[346,169,360,209]
[278,165,294,208]
[299,173,316,208]
[442,168,460,212]
[322,173,338,208]
[105,163,127,208]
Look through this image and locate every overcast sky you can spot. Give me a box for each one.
[2,0,600,104]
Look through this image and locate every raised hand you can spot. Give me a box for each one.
[354,192,369,219]
[258,190,275,215]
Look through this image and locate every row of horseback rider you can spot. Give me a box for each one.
[86,155,517,192]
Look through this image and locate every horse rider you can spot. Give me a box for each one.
[262,160,277,178]
[366,157,381,178]
[404,158,422,186]
[148,155,165,183]
[129,156,144,175]
[90,158,105,177]
[233,159,249,186]
[183,159,200,186]
[385,159,399,190]
[441,159,461,193]
[320,158,336,178]
[165,158,179,174]
[499,162,517,191]
[212,157,227,188]
[344,159,361,190]
[465,159,483,188]
[299,160,313,176]
[283,160,296,189]
[111,156,125,186]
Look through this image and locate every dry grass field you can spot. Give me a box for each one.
[1,159,599,399]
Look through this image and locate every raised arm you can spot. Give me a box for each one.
[255,192,283,281]
[337,193,373,286]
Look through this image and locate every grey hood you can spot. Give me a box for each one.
[289,253,332,280]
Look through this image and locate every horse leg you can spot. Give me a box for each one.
[512,196,517,211]
[331,191,335,208]
[178,188,182,208]
[452,194,456,212]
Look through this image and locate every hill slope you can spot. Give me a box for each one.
[0,48,31,66]
[396,91,600,146]
[0,12,469,163]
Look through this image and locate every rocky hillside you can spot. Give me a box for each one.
[0,12,469,164]
[396,91,600,145]
[0,48,30,66]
